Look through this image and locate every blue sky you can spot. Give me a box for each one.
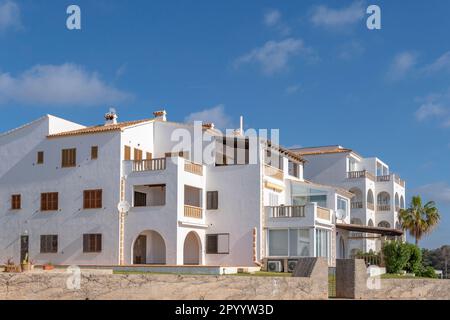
[0,0,449,248]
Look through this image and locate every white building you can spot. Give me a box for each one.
[0,112,401,271]
[291,145,406,258]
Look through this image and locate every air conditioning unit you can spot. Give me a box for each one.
[287,260,298,273]
[267,260,283,272]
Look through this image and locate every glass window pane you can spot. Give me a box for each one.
[269,230,288,256]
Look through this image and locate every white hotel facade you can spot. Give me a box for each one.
[0,110,404,271]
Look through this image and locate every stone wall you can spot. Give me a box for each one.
[336,259,450,300]
[0,272,328,300]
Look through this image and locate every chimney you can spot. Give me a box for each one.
[153,110,167,121]
[104,108,118,125]
[202,123,215,130]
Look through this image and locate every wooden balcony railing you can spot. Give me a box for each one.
[347,170,375,181]
[264,165,284,181]
[184,160,203,176]
[184,205,203,219]
[367,202,375,211]
[377,204,391,212]
[351,201,363,209]
[317,207,331,221]
[132,158,166,172]
[267,205,305,218]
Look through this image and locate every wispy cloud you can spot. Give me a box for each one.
[422,51,450,74]
[386,51,418,81]
[0,63,131,107]
[0,0,22,32]
[234,38,313,75]
[414,90,450,128]
[184,104,232,129]
[338,41,365,60]
[263,9,290,36]
[413,182,450,205]
[285,83,302,95]
[310,1,365,29]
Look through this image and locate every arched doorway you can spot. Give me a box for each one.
[367,189,374,210]
[183,231,201,265]
[132,230,166,265]
[339,237,346,259]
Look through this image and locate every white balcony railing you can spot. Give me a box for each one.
[132,158,166,172]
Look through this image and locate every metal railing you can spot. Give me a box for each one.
[132,158,166,172]
[377,204,391,211]
[267,205,305,218]
[351,201,363,209]
[367,202,375,211]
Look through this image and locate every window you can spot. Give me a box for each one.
[134,191,147,207]
[215,138,249,166]
[289,229,310,257]
[146,152,152,160]
[91,146,98,160]
[315,229,331,259]
[207,191,218,210]
[206,234,229,254]
[124,146,131,160]
[133,185,166,207]
[41,192,58,211]
[11,194,21,210]
[83,234,102,253]
[184,185,202,207]
[268,229,288,256]
[288,160,299,178]
[40,235,58,253]
[264,149,283,170]
[165,151,189,159]
[337,196,348,217]
[134,148,143,161]
[269,192,279,206]
[83,189,102,209]
[37,151,44,164]
[348,157,358,172]
[61,148,76,167]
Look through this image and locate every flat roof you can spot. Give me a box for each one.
[336,223,403,236]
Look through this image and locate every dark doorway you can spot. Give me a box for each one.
[133,235,147,264]
[20,235,29,263]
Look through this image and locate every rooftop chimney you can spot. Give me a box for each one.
[153,110,167,121]
[202,123,215,129]
[104,108,118,125]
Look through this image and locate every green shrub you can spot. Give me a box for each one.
[419,266,438,278]
[382,241,411,274]
[405,243,422,274]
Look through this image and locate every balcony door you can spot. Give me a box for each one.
[20,235,29,263]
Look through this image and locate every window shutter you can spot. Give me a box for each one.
[206,235,218,254]
[91,146,98,159]
[124,146,131,160]
[83,234,88,252]
[146,152,152,160]
[217,234,230,254]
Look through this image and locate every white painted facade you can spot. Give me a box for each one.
[1,114,371,269]
[292,145,406,258]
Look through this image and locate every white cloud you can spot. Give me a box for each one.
[338,41,365,60]
[184,105,232,129]
[264,9,281,27]
[0,63,131,107]
[310,1,365,29]
[423,51,450,74]
[414,90,450,128]
[387,51,418,81]
[285,84,302,94]
[263,9,290,35]
[413,182,450,205]
[234,38,312,75]
[0,0,21,32]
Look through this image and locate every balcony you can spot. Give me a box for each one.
[184,160,203,176]
[377,204,391,212]
[347,170,375,181]
[376,173,405,187]
[351,201,363,209]
[316,207,331,221]
[264,165,284,181]
[267,205,305,218]
[132,158,166,172]
[367,203,375,211]
[184,205,203,219]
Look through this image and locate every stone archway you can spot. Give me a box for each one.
[183,231,202,265]
[132,230,166,265]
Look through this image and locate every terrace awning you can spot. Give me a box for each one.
[336,223,403,237]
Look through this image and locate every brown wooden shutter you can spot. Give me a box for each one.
[124,146,131,160]
[37,151,44,164]
[134,148,143,160]
[91,146,98,160]
[146,152,152,160]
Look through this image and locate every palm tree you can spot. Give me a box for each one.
[399,195,440,246]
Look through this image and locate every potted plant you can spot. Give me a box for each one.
[20,254,34,272]
[4,258,21,273]
[43,262,54,271]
